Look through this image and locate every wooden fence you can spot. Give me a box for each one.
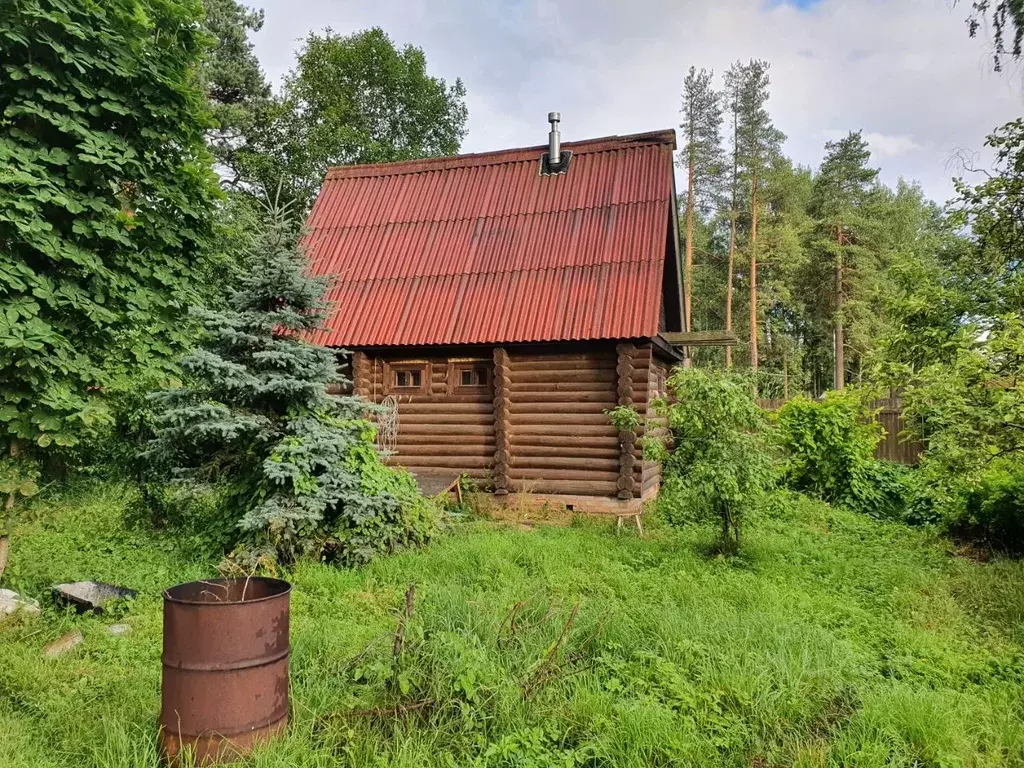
[758,396,923,466]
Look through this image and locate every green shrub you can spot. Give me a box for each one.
[945,463,1024,554]
[776,389,913,520]
[1,0,223,466]
[648,369,775,553]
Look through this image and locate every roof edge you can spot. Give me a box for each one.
[325,129,677,180]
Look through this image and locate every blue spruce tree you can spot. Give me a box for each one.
[145,199,435,565]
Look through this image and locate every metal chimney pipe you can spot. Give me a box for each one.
[548,112,561,167]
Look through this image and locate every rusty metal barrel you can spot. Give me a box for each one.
[159,577,291,765]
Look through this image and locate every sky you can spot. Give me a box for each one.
[250,0,1023,205]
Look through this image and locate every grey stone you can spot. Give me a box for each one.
[107,623,131,636]
[52,581,137,614]
[0,588,41,621]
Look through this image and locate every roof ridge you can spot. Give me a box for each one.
[324,129,676,180]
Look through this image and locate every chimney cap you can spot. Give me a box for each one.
[548,111,560,123]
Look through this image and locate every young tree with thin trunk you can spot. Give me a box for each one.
[808,131,879,390]
[732,60,785,375]
[678,67,724,364]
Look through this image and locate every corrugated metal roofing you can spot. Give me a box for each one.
[304,129,678,348]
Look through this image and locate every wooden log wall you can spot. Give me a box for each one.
[615,343,637,500]
[492,348,511,496]
[627,344,669,499]
[505,348,621,496]
[363,354,495,481]
[352,351,371,398]
[339,344,674,498]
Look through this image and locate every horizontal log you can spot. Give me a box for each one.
[510,359,614,373]
[509,467,619,482]
[509,444,620,459]
[507,413,612,427]
[508,401,609,415]
[511,424,617,437]
[508,391,617,404]
[509,456,620,472]
[507,479,619,496]
[394,444,493,457]
[394,455,494,469]
[397,402,493,414]
[382,394,491,405]
[511,369,616,385]
[399,433,494,447]
[396,464,491,481]
[511,434,616,449]
[509,382,615,394]
[510,352,615,364]
[425,392,493,404]
[400,413,495,425]
[399,424,494,437]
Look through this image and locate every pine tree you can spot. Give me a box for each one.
[199,0,273,186]
[732,60,785,375]
[808,131,880,390]
[145,197,435,565]
[678,67,724,363]
[723,65,743,369]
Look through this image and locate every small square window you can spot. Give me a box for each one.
[460,368,488,386]
[394,369,422,389]
[453,364,490,390]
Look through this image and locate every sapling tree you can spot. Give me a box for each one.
[144,197,435,565]
[647,368,774,553]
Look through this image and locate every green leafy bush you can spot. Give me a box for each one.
[1,0,223,465]
[604,404,641,433]
[776,390,912,520]
[647,369,775,552]
[143,200,436,565]
[943,463,1024,554]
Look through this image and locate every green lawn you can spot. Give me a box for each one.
[1,483,1023,767]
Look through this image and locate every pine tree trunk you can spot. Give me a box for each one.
[749,171,759,375]
[725,216,736,369]
[834,228,845,390]
[684,155,695,367]
[725,105,739,370]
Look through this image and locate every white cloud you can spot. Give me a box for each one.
[251,0,1022,204]
[822,129,924,158]
[862,132,924,158]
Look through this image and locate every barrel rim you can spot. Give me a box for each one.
[163,577,292,606]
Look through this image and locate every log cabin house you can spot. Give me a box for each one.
[304,116,689,514]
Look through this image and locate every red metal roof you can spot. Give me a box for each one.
[304,129,679,347]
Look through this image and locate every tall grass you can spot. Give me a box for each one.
[0,483,1022,766]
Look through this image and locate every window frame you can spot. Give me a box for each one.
[447,359,493,395]
[384,361,430,395]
